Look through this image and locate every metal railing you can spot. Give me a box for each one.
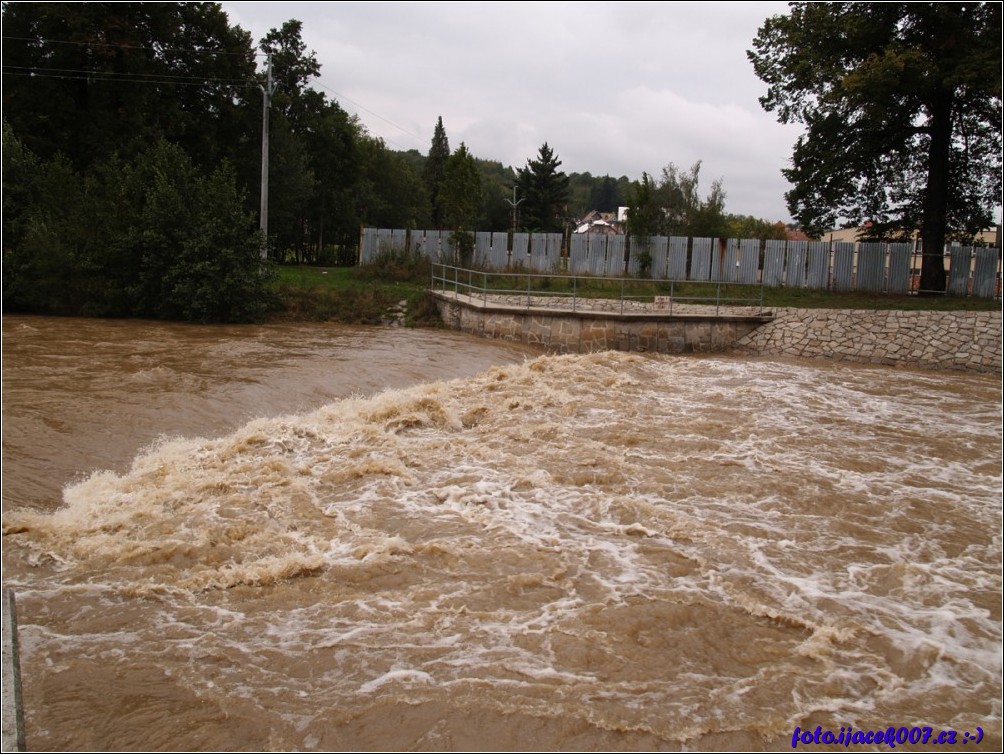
[430,262,768,316]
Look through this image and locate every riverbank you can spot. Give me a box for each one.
[270,263,1000,323]
[272,265,1002,372]
[427,288,1002,374]
[736,308,1002,373]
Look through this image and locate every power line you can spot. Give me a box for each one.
[313,81,426,147]
[2,64,252,85]
[1,69,258,88]
[1,34,263,58]
[4,35,431,154]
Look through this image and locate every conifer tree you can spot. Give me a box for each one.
[424,116,451,229]
[516,143,570,233]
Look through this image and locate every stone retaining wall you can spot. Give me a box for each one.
[430,291,1002,373]
[735,308,1002,373]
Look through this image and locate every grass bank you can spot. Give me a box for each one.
[271,260,1000,326]
[270,259,442,326]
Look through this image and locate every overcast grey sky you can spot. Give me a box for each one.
[223,1,803,222]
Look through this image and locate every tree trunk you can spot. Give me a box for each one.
[919,92,953,294]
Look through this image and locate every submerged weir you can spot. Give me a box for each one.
[2,316,1000,751]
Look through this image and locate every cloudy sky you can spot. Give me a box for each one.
[223,1,803,222]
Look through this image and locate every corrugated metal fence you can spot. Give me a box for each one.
[359,228,1002,298]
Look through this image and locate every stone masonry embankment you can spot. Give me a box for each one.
[735,308,1002,373]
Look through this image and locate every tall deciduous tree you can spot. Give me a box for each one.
[516,143,570,232]
[656,161,727,238]
[626,161,729,240]
[748,1,1002,292]
[258,19,322,130]
[424,116,451,229]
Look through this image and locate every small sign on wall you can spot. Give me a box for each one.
[653,296,671,311]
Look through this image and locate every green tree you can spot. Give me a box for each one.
[625,172,663,276]
[1,2,256,172]
[476,158,519,232]
[424,116,451,229]
[103,139,272,322]
[748,2,1002,292]
[625,172,663,238]
[258,19,323,130]
[355,135,430,230]
[590,175,622,213]
[725,215,790,241]
[655,161,727,238]
[516,142,570,232]
[624,161,729,239]
[440,142,483,263]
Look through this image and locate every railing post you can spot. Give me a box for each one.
[483,271,487,306]
[620,277,625,315]
[573,275,578,312]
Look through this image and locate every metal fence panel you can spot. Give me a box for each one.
[832,242,855,291]
[857,242,887,293]
[667,237,687,280]
[546,233,563,269]
[690,237,713,281]
[587,234,607,275]
[391,228,407,251]
[528,232,549,272]
[786,241,807,288]
[416,230,437,262]
[488,232,509,268]
[806,242,830,289]
[712,239,736,283]
[474,232,492,268]
[645,235,668,279]
[568,234,589,274]
[377,228,393,258]
[739,239,760,284]
[359,228,377,263]
[887,243,912,293]
[608,235,626,276]
[947,246,973,296]
[763,240,785,287]
[972,247,1001,298]
[510,232,529,268]
[438,230,454,263]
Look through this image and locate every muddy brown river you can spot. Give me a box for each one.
[2,314,1000,751]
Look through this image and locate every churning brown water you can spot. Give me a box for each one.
[2,315,1000,751]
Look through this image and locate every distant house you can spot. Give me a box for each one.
[784,227,815,242]
[573,210,624,235]
[825,223,999,247]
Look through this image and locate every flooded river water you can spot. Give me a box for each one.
[2,315,1000,751]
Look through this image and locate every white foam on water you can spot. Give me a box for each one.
[3,351,1000,748]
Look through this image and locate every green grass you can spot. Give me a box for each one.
[433,270,1000,311]
[271,260,442,326]
[272,261,1000,325]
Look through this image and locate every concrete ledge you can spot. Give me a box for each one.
[431,291,772,354]
[3,588,26,752]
